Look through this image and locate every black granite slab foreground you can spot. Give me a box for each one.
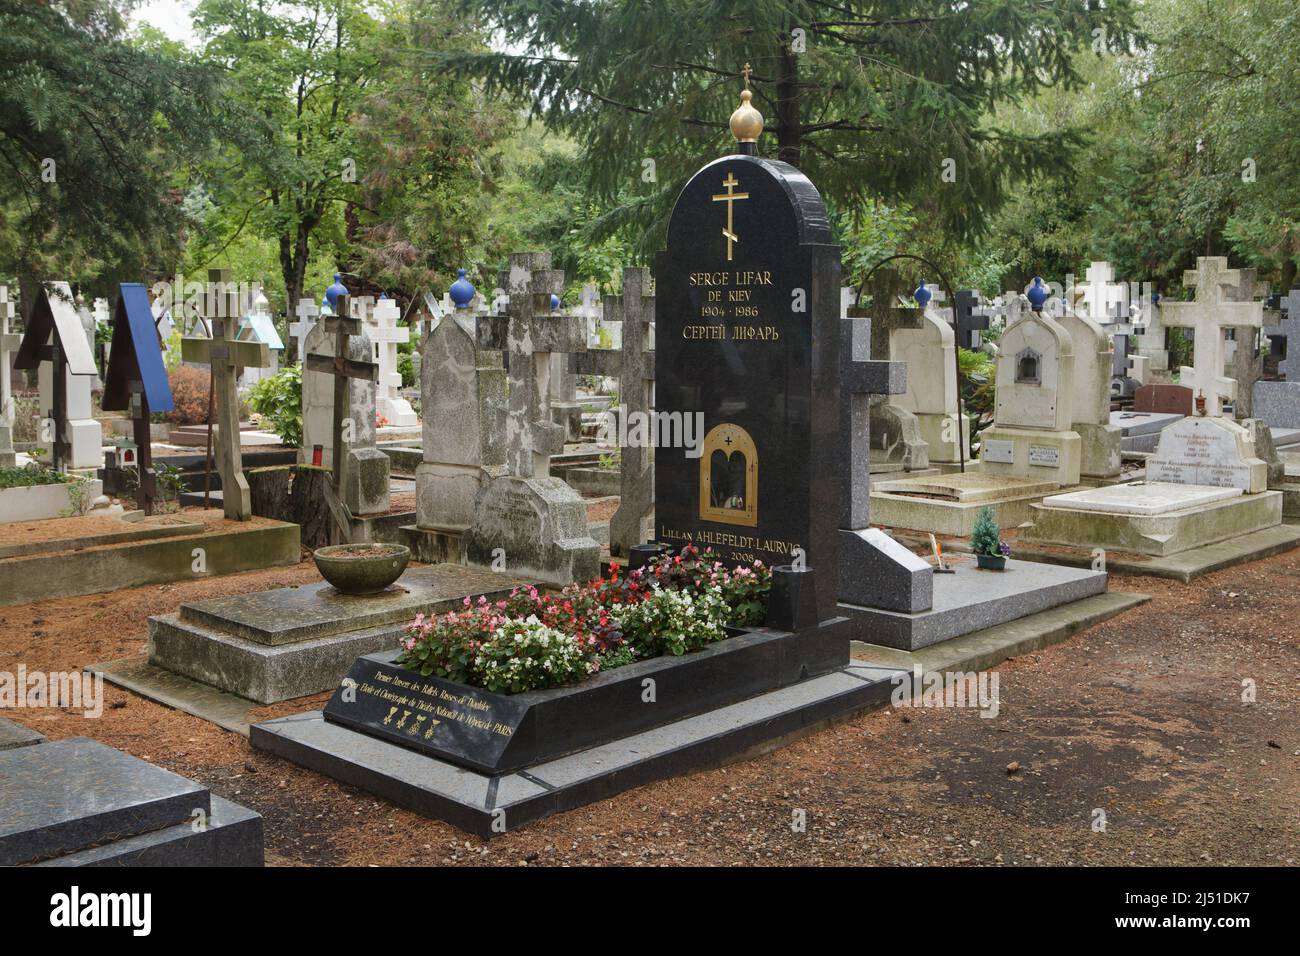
[252,662,903,838]
[0,737,263,867]
[33,796,263,867]
[178,565,532,646]
[324,619,849,774]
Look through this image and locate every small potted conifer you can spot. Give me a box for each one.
[971,506,1011,570]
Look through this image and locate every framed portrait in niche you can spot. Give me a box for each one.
[699,422,757,527]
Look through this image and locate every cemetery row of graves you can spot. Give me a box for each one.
[1,91,1298,866]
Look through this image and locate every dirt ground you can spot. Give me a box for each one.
[1,547,1296,867]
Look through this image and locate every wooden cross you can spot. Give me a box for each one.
[303,293,379,489]
[180,269,271,520]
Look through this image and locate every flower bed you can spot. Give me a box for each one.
[396,545,771,694]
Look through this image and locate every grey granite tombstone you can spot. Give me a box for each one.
[416,306,506,532]
[1252,380,1300,429]
[836,316,931,612]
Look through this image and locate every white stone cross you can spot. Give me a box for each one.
[1075,261,1126,323]
[289,297,319,364]
[1160,257,1264,417]
[368,297,417,427]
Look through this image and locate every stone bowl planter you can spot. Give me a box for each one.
[313,543,410,595]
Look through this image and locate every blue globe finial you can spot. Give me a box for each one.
[913,279,932,308]
[449,268,476,310]
[325,273,350,310]
[1026,276,1049,312]
[550,293,561,312]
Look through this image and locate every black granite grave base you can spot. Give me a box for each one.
[252,660,902,838]
[0,737,263,867]
[324,618,851,774]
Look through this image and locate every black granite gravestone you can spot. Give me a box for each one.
[654,154,841,621]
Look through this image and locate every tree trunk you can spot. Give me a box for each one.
[279,222,311,345]
[248,465,292,520]
[774,42,802,168]
[290,464,335,549]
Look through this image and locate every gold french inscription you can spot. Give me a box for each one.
[355,668,515,740]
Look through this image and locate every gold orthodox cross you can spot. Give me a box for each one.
[712,172,749,261]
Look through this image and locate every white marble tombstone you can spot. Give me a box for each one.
[978,304,1081,485]
[890,302,968,465]
[1057,304,1122,479]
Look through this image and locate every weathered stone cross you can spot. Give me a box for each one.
[487,252,588,479]
[572,266,655,556]
[1158,257,1264,418]
[180,269,271,519]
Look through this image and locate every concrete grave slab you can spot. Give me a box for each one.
[873,472,1059,503]
[1041,482,1243,516]
[1022,489,1283,556]
[147,564,533,704]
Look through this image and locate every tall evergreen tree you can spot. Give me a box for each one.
[438,0,1139,249]
[0,0,218,303]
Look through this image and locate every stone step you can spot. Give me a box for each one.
[33,795,262,867]
[0,738,208,866]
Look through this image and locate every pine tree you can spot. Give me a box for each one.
[436,0,1139,249]
[0,1,219,298]
[971,506,1002,556]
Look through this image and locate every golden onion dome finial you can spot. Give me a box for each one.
[729,63,764,145]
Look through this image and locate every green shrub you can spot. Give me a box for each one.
[971,506,1007,557]
[0,465,70,489]
[247,364,303,448]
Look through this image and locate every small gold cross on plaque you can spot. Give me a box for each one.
[711,172,749,261]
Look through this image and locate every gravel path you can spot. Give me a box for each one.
[1,546,1295,866]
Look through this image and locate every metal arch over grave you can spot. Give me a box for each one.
[655,151,842,621]
[102,283,174,514]
[13,281,99,472]
[180,269,271,520]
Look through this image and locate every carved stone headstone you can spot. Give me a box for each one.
[462,253,598,585]
[654,150,842,619]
